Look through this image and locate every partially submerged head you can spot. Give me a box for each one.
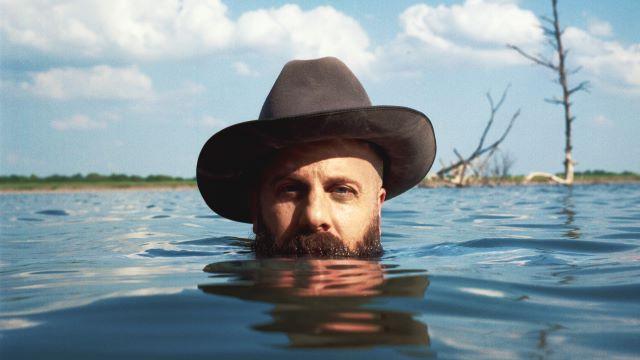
[252,139,386,257]
[196,57,436,258]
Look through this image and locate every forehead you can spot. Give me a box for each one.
[262,139,383,182]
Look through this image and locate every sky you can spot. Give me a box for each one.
[1,0,639,177]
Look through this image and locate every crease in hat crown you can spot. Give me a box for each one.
[258,57,372,120]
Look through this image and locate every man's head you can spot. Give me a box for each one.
[196,57,436,257]
[252,139,386,257]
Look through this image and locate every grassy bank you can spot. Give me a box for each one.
[420,170,640,188]
[0,174,196,191]
[2,170,638,192]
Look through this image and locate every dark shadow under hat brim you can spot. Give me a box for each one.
[196,106,436,223]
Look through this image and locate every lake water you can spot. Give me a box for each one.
[1,185,639,359]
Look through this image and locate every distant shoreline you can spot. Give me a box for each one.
[0,174,197,193]
[1,178,639,194]
[0,182,197,194]
[2,171,638,193]
[419,174,640,188]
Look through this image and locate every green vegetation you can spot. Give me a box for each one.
[0,173,196,191]
[564,170,640,182]
[2,170,638,192]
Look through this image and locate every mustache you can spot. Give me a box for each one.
[275,231,350,257]
[253,218,382,258]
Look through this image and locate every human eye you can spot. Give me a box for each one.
[330,185,357,200]
[276,182,304,199]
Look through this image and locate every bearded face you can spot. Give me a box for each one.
[252,140,386,258]
[253,214,382,258]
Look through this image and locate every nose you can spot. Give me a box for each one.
[300,188,331,232]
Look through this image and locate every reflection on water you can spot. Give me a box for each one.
[560,188,580,239]
[199,259,430,348]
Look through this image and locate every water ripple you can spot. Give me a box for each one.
[459,237,636,253]
[139,249,219,258]
[35,210,69,216]
[596,233,639,240]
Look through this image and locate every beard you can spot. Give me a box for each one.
[253,216,383,258]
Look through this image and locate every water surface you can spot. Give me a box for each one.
[1,185,639,358]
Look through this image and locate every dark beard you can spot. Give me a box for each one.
[253,216,383,258]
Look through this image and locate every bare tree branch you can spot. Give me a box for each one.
[476,109,520,158]
[476,84,510,154]
[568,65,583,75]
[542,26,555,37]
[437,86,520,182]
[507,0,588,185]
[568,81,590,95]
[507,44,558,70]
[540,15,554,25]
[544,97,564,105]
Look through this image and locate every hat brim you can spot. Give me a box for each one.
[197,106,436,223]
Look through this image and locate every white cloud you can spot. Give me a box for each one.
[189,115,227,130]
[394,0,542,65]
[0,0,234,59]
[51,114,107,130]
[233,61,257,76]
[236,4,374,73]
[22,65,153,100]
[1,1,375,72]
[386,0,640,94]
[564,27,640,95]
[592,114,613,128]
[587,18,613,37]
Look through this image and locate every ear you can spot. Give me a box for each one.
[377,187,386,235]
[378,187,386,210]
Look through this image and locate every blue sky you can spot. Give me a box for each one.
[1,0,639,177]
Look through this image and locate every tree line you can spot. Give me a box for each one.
[0,173,195,183]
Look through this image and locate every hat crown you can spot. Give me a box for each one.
[259,57,372,120]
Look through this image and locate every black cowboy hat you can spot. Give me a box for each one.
[197,57,436,223]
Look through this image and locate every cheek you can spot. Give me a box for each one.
[262,201,295,236]
[331,197,378,238]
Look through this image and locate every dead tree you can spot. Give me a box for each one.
[507,0,589,185]
[437,85,520,186]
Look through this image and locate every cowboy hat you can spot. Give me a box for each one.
[197,57,436,223]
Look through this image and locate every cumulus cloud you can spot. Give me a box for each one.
[51,114,107,130]
[0,0,234,59]
[384,0,640,94]
[22,65,153,100]
[233,61,257,76]
[592,114,613,128]
[392,0,542,65]
[1,0,374,72]
[188,115,227,130]
[587,18,613,38]
[3,0,636,93]
[236,4,374,72]
[563,27,640,95]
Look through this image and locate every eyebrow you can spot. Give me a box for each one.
[324,176,362,189]
[269,173,362,190]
